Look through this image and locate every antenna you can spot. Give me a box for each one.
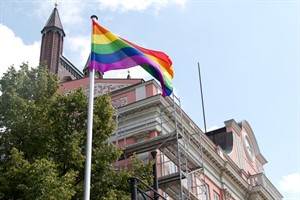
[198,62,207,133]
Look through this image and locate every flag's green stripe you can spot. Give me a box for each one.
[92,40,132,54]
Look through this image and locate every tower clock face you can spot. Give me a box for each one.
[244,136,254,158]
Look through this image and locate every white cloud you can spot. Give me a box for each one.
[279,173,300,199]
[207,125,219,132]
[35,1,86,32]
[65,35,91,70]
[98,0,186,12]
[34,1,55,21]
[57,2,86,27]
[0,24,40,78]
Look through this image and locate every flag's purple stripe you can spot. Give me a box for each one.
[90,54,160,74]
[141,64,172,96]
[90,55,167,96]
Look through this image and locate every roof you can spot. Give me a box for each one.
[60,55,84,79]
[41,7,65,36]
[58,77,144,94]
[83,54,90,72]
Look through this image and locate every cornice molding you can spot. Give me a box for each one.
[224,119,242,136]
[241,120,267,165]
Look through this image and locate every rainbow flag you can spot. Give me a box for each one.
[90,20,174,97]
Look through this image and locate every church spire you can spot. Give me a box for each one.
[39,5,65,74]
[83,54,103,79]
[41,4,65,36]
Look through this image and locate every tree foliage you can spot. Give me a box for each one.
[0,64,153,199]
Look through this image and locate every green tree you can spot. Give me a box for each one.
[0,63,153,199]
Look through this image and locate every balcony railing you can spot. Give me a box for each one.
[249,173,283,200]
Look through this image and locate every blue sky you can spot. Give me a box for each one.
[0,0,299,199]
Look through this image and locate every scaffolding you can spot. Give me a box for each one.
[111,94,208,200]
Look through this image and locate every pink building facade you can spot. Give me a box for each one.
[60,78,282,200]
[42,6,282,199]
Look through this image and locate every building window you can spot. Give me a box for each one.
[195,177,201,198]
[170,160,177,174]
[213,191,220,200]
[196,181,209,200]
[137,152,149,162]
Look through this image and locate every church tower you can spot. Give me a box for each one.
[39,4,65,75]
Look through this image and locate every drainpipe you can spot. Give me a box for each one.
[151,151,159,200]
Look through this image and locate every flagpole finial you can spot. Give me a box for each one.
[54,1,58,7]
[91,15,98,20]
[127,70,131,79]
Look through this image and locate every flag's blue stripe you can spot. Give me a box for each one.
[91,47,145,64]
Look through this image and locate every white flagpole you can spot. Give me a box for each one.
[84,15,98,200]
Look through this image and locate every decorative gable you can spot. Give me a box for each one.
[84,82,132,97]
